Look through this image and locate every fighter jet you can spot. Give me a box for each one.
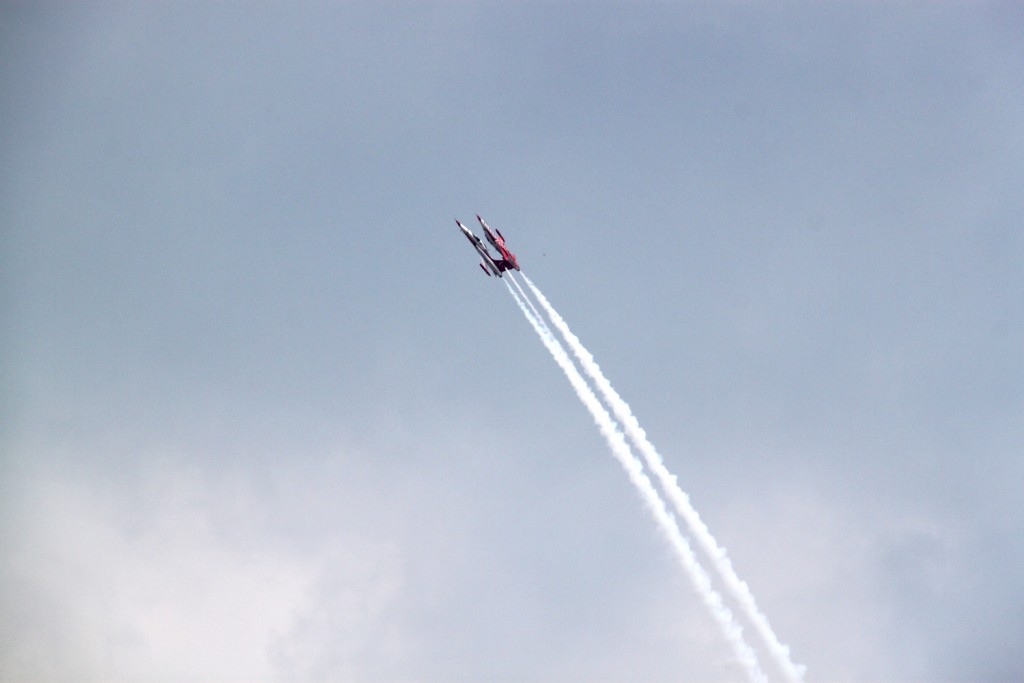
[455,216,520,277]
[477,215,520,273]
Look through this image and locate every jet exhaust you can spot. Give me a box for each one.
[520,273,806,683]
[502,276,768,683]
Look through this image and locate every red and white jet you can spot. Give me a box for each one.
[455,215,521,277]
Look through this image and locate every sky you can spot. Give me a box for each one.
[2,2,1023,682]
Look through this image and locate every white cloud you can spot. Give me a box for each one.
[0,454,410,683]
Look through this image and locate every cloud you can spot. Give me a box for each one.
[0,449,410,683]
[2,3,1023,682]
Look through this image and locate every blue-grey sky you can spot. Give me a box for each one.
[3,3,1022,682]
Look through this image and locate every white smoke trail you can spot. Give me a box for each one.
[507,273,550,335]
[520,273,806,683]
[502,278,768,683]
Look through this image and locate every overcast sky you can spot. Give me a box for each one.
[2,3,1022,682]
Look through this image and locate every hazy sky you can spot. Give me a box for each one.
[3,3,1022,682]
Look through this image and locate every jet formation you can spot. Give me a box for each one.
[455,215,520,277]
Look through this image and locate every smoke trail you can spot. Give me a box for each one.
[507,273,550,335]
[520,274,805,683]
[502,278,768,683]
